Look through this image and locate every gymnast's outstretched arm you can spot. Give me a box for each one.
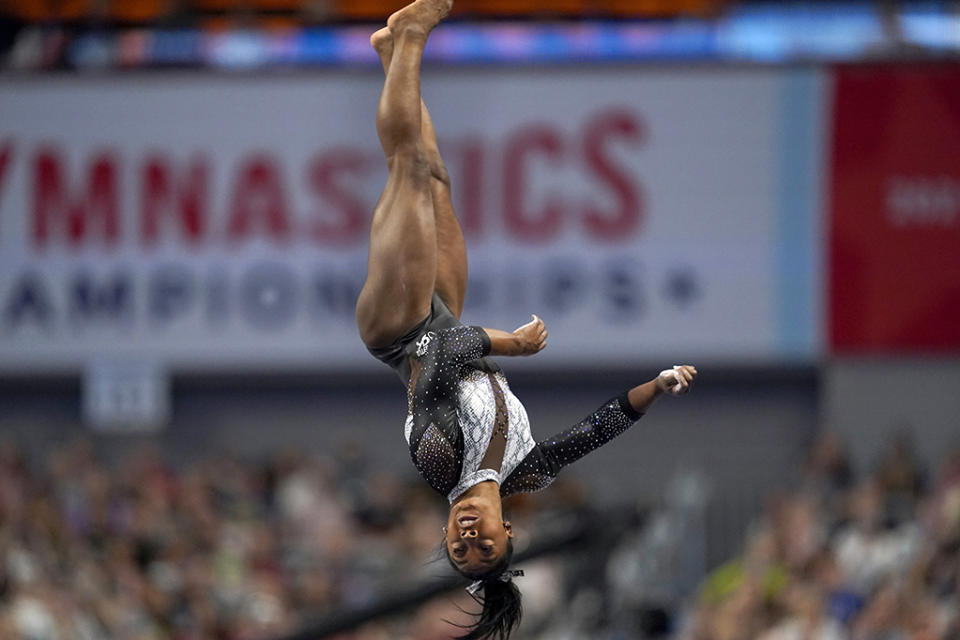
[500,365,697,497]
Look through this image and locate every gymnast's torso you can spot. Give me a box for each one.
[368,295,644,503]
[403,325,540,503]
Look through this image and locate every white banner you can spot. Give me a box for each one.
[0,69,823,373]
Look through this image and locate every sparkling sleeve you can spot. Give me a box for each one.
[434,325,491,366]
[499,393,642,498]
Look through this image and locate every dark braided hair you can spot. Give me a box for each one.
[444,539,522,640]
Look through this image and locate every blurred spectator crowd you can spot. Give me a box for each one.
[678,433,960,640]
[0,434,598,640]
[0,428,957,639]
[0,439,462,639]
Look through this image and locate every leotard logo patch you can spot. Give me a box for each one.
[415,331,436,357]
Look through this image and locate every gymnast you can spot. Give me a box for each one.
[355,1,697,637]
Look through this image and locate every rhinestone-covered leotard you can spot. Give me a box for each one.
[400,322,644,502]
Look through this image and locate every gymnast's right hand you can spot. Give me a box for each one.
[512,314,548,356]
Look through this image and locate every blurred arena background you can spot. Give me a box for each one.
[1,0,959,638]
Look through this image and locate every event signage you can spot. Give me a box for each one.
[0,69,822,373]
[829,65,960,353]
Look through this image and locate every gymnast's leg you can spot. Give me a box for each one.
[355,0,454,348]
[370,24,468,319]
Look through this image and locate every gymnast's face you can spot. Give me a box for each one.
[444,497,513,574]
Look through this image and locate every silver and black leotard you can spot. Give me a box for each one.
[369,294,643,502]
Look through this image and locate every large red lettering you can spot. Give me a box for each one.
[226,155,290,244]
[32,148,119,249]
[0,141,11,237]
[307,149,368,245]
[457,138,485,237]
[141,155,208,246]
[582,109,643,240]
[502,126,564,241]
[0,141,12,198]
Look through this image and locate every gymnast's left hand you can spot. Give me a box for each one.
[657,364,697,395]
[512,314,548,356]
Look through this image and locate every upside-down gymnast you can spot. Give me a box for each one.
[355,2,697,638]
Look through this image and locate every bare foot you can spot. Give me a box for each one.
[387,0,453,37]
[370,27,394,70]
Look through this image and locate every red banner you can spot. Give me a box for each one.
[829,64,960,353]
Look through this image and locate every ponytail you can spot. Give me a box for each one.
[459,576,522,640]
[445,540,523,640]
